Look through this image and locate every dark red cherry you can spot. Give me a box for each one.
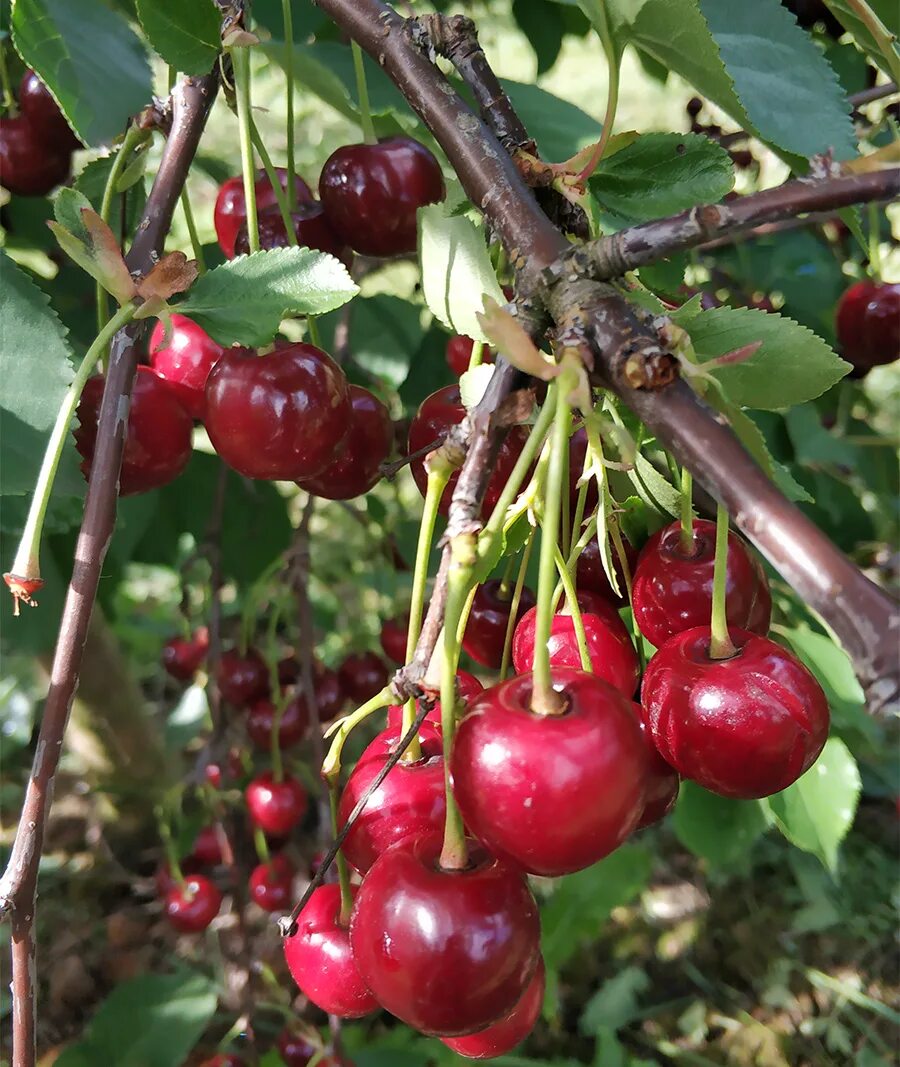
[214,168,314,258]
[631,519,771,649]
[245,772,308,836]
[233,202,352,266]
[164,874,222,932]
[338,651,389,704]
[630,704,679,829]
[284,883,378,1018]
[0,116,71,196]
[199,1055,244,1067]
[155,855,201,897]
[576,536,638,604]
[205,343,351,481]
[350,832,541,1036]
[218,647,269,707]
[18,69,81,150]
[451,668,650,876]
[385,670,483,732]
[640,626,830,800]
[190,825,224,867]
[446,335,492,377]
[277,655,301,686]
[511,590,639,697]
[296,385,393,500]
[162,626,209,680]
[408,385,529,519]
[246,695,309,750]
[337,730,445,873]
[441,958,545,1059]
[319,136,445,257]
[74,367,193,495]
[461,579,537,669]
[276,1031,316,1067]
[149,314,224,420]
[249,853,294,912]
[312,663,346,722]
[837,280,900,370]
[380,615,409,665]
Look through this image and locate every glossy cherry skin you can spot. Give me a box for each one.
[214,168,314,258]
[246,696,309,750]
[836,280,900,370]
[338,730,445,873]
[576,536,639,605]
[631,519,771,649]
[446,335,492,376]
[441,958,545,1059]
[640,627,830,800]
[190,825,224,867]
[18,69,81,150]
[338,652,389,704]
[312,664,346,722]
[319,136,445,257]
[155,855,201,897]
[283,883,377,1018]
[0,116,71,196]
[451,668,650,876]
[385,670,484,732]
[296,385,393,500]
[149,314,224,420]
[162,626,209,680]
[408,385,529,519]
[205,343,351,481]
[630,705,680,829]
[218,648,269,707]
[380,615,409,665]
[512,590,639,697]
[249,854,294,912]
[164,874,222,932]
[245,772,308,836]
[233,202,352,266]
[351,832,540,1036]
[74,367,193,495]
[276,1032,317,1067]
[461,579,537,669]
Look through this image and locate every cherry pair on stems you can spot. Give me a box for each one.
[0,69,80,197]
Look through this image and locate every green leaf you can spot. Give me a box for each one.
[719,404,813,503]
[630,452,681,518]
[419,206,504,343]
[579,965,650,1034]
[687,306,850,409]
[11,0,153,146]
[674,781,771,866]
[501,80,600,160]
[74,154,148,239]
[767,737,861,871]
[135,0,220,75]
[513,0,568,74]
[348,295,422,388]
[175,248,359,347]
[590,133,734,222]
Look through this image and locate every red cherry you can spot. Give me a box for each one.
[337,730,445,873]
[199,1055,244,1067]
[837,280,900,370]
[277,656,301,686]
[249,854,294,912]
[149,314,224,420]
[74,367,193,495]
[631,519,771,649]
[218,647,269,707]
[190,825,224,867]
[408,385,529,519]
[461,579,537,669]
[246,772,308,836]
[511,590,639,697]
[18,70,80,150]
[296,385,393,500]
[451,668,650,876]
[319,136,445,257]
[441,958,545,1059]
[576,536,638,604]
[385,670,484,732]
[313,664,347,722]
[246,696,309,750]
[164,874,222,932]
[155,855,201,897]
[338,652,389,704]
[350,832,541,1036]
[205,764,223,790]
[630,704,679,829]
[205,343,351,481]
[379,615,409,665]
[640,626,830,799]
[233,202,352,266]
[276,1031,318,1067]
[446,335,492,377]
[361,722,445,765]
[283,883,378,1018]
[162,626,209,680]
[214,168,314,258]
[0,116,71,196]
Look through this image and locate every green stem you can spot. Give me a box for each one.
[306,315,322,348]
[569,435,591,553]
[841,0,900,86]
[281,0,297,209]
[439,553,472,870]
[497,551,518,598]
[180,188,206,271]
[499,531,535,681]
[322,686,393,778]
[97,125,146,334]
[253,825,271,866]
[249,119,298,245]
[709,502,737,660]
[9,303,136,583]
[867,201,883,278]
[157,808,186,889]
[0,43,16,113]
[679,467,695,554]
[328,783,355,925]
[576,4,620,183]
[351,40,377,144]
[554,545,591,672]
[231,45,260,254]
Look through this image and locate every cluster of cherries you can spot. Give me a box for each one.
[0,68,80,197]
[835,279,900,374]
[74,135,446,500]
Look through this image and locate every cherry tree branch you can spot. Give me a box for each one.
[0,70,219,1067]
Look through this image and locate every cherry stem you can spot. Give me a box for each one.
[9,302,136,587]
[327,783,354,926]
[156,808,186,890]
[253,825,271,866]
[265,603,287,783]
[306,315,322,348]
[609,515,643,669]
[553,545,591,672]
[351,40,378,145]
[439,558,471,871]
[231,44,260,254]
[499,530,535,682]
[679,467,695,555]
[321,686,393,778]
[281,0,297,210]
[569,435,591,557]
[497,550,518,599]
[574,8,620,184]
[709,502,737,660]
[844,0,900,85]
[249,120,299,246]
[0,43,16,114]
